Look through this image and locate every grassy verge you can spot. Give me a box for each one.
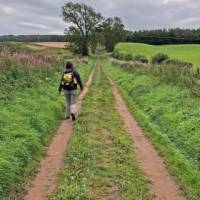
[51,63,151,200]
[0,56,93,199]
[105,61,200,200]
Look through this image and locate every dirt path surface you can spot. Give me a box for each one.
[25,69,95,200]
[109,78,186,200]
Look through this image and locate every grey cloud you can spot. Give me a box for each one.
[0,0,200,35]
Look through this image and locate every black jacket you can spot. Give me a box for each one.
[58,68,83,92]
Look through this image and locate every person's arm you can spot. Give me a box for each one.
[75,72,83,91]
[58,73,64,94]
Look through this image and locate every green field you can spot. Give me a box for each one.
[116,43,200,67]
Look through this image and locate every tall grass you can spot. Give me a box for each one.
[110,56,200,96]
[0,43,93,199]
[106,61,200,200]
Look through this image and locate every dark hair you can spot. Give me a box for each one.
[66,61,74,69]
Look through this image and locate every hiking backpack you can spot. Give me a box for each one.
[62,71,77,87]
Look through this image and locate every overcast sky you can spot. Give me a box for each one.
[0,0,200,35]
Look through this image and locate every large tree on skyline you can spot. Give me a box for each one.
[62,2,103,56]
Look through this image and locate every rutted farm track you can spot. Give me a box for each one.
[25,69,95,200]
[26,61,186,200]
[1,52,188,200]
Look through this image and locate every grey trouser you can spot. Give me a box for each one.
[64,90,77,117]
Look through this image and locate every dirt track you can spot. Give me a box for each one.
[25,69,95,200]
[109,77,186,200]
[24,65,186,200]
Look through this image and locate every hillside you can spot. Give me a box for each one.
[116,43,200,68]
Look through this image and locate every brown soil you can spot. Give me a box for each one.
[109,78,186,200]
[33,42,68,48]
[25,69,95,200]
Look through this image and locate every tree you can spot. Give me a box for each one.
[90,32,104,53]
[126,28,200,45]
[62,2,103,56]
[101,17,126,52]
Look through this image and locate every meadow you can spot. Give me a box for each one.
[115,43,200,68]
[0,42,93,199]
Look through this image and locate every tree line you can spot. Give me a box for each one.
[127,28,200,45]
[0,35,65,42]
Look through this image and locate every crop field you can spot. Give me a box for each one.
[116,43,200,67]
[34,42,68,49]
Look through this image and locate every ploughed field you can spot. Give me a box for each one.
[34,42,68,49]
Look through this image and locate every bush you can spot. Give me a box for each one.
[112,51,133,61]
[151,53,169,64]
[163,59,193,68]
[118,53,126,60]
[192,80,200,96]
[112,50,120,59]
[134,55,149,63]
[124,54,133,61]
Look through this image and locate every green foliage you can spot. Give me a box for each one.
[51,66,151,200]
[101,17,126,52]
[62,2,103,56]
[112,50,133,61]
[192,80,200,97]
[0,44,64,103]
[0,77,64,198]
[151,53,169,64]
[163,59,193,67]
[111,51,199,92]
[0,43,93,199]
[124,53,133,61]
[106,62,200,200]
[134,55,149,63]
[127,28,200,45]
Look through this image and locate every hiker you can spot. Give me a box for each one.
[58,61,83,121]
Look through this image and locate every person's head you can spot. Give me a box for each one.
[66,61,74,70]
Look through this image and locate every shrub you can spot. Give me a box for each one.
[151,53,169,64]
[112,51,133,61]
[192,80,200,96]
[163,59,193,68]
[112,50,120,59]
[134,55,149,63]
[118,53,126,60]
[124,54,133,61]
